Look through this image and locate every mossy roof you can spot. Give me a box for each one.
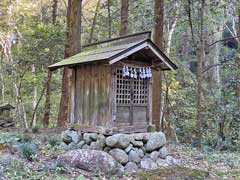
[49,40,143,70]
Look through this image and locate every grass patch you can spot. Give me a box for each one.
[133,166,209,180]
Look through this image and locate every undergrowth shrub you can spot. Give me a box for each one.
[19,143,38,161]
[32,126,40,134]
[49,137,59,147]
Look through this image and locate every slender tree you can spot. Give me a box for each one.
[195,0,206,147]
[43,0,58,127]
[120,0,129,36]
[152,0,164,131]
[57,0,82,127]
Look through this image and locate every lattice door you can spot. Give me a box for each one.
[115,67,150,126]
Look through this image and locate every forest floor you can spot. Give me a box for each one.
[0,128,240,180]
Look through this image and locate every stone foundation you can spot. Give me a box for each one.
[61,130,176,172]
[0,116,14,129]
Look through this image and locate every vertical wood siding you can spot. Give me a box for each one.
[73,63,113,127]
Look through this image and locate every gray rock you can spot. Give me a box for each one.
[58,149,122,175]
[166,156,180,165]
[59,142,68,149]
[133,148,144,158]
[140,158,157,169]
[133,133,150,143]
[159,146,168,159]
[128,150,141,164]
[90,142,97,149]
[96,134,105,150]
[106,134,130,149]
[82,144,90,149]
[103,146,111,152]
[156,158,169,167]
[145,132,166,152]
[62,130,79,144]
[130,136,143,147]
[83,133,92,145]
[109,148,128,165]
[149,151,159,162]
[89,133,98,141]
[68,142,77,150]
[124,144,133,153]
[124,162,138,173]
[76,141,85,149]
[106,135,118,147]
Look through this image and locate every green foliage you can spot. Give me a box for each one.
[56,160,66,174]
[49,137,59,147]
[19,143,37,161]
[32,126,40,134]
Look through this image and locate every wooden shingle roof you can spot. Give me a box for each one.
[49,32,177,71]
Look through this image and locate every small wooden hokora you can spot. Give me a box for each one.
[49,31,177,134]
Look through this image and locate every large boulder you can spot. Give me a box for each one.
[140,158,157,170]
[62,130,79,144]
[106,134,130,149]
[58,149,122,175]
[128,150,141,164]
[145,132,166,152]
[109,148,128,165]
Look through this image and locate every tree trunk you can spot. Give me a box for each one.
[57,0,82,127]
[107,0,111,39]
[152,0,164,131]
[120,0,129,36]
[52,0,58,24]
[88,0,101,44]
[32,64,37,127]
[42,0,58,128]
[43,69,52,127]
[195,0,205,148]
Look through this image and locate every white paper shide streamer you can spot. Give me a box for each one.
[122,66,152,79]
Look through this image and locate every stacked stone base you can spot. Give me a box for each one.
[0,117,14,129]
[61,130,177,172]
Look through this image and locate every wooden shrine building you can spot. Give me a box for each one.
[49,32,177,133]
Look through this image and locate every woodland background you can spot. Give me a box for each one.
[0,0,240,150]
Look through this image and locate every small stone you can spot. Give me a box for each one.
[106,135,118,147]
[96,134,105,150]
[76,141,85,149]
[156,158,169,167]
[106,134,130,149]
[103,146,111,152]
[61,130,79,144]
[83,133,92,145]
[128,150,141,164]
[82,144,90,149]
[133,148,144,158]
[62,136,72,145]
[89,133,98,141]
[125,144,133,153]
[166,156,179,165]
[68,142,77,150]
[124,162,138,173]
[159,146,168,159]
[145,132,166,152]
[140,158,157,169]
[90,142,97,149]
[133,133,150,143]
[130,136,144,147]
[149,151,159,162]
[109,148,128,165]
